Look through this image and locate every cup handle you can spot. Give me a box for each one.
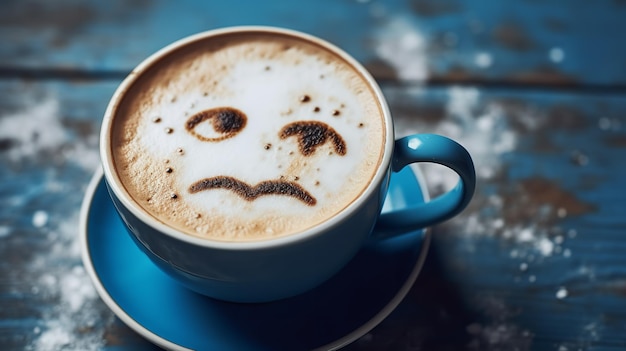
[374,134,476,238]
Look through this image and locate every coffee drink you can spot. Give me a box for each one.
[110,30,385,241]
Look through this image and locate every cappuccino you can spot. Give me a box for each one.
[110,30,385,241]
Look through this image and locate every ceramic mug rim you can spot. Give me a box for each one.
[100,25,394,251]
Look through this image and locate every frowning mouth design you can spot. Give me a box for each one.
[188,176,317,206]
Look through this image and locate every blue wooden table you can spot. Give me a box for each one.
[1,1,626,350]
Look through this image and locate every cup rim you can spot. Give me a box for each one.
[100,25,394,250]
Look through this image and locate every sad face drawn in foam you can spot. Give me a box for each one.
[178,102,348,207]
[112,40,385,239]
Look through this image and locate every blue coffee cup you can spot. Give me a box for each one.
[100,26,475,303]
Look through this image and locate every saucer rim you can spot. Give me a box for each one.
[80,166,431,351]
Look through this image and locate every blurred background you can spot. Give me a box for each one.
[1,0,625,350]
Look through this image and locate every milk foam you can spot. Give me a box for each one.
[112,33,385,241]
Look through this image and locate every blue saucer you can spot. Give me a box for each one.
[81,166,430,351]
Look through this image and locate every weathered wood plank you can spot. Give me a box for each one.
[2,0,626,87]
[381,84,626,350]
[1,78,625,349]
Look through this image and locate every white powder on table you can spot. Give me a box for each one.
[475,52,493,68]
[374,15,428,81]
[27,205,106,351]
[0,98,65,162]
[393,84,581,263]
[32,211,49,228]
[549,47,565,63]
[1,90,107,351]
[0,225,11,238]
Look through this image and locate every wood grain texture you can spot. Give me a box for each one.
[2,0,626,87]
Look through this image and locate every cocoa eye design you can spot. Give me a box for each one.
[279,121,346,156]
[185,107,247,142]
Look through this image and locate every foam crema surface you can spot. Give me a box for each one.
[111,30,386,241]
